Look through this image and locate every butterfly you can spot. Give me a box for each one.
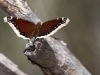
[4,16,70,40]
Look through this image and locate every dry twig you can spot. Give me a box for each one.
[0,53,27,75]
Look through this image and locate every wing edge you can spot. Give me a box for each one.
[4,16,29,40]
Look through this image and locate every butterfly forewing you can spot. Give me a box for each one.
[37,17,67,37]
[7,17,36,39]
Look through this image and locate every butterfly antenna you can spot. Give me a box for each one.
[43,9,49,17]
[35,9,36,12]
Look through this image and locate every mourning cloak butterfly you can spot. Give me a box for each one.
[4,16,70,40]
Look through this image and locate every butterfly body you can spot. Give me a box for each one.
[4,16,70,40]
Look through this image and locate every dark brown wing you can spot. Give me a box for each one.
[5,16,36,39]
[37,17,68,37]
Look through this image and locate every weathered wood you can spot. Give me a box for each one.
[0,0,91,75]
[0,0,41,23]
[0,53,27,75]
[24,37,91,75]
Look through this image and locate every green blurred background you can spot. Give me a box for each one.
[0,0,100,75]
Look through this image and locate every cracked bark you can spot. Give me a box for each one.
[0,0,91,75]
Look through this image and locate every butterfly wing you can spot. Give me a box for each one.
[37,17,70,38]
[4,16,36,39]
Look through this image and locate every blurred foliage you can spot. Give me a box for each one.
[0,0,100,75]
